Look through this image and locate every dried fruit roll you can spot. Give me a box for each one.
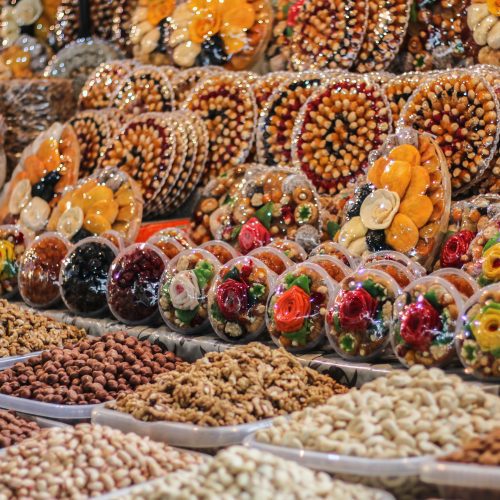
[182,73,257,180]
[400,70,500,194]
[290,0,368,70]
[112,65,174,114]
[292,76,392,195]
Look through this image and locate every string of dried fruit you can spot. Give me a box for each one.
[292,76,392,195]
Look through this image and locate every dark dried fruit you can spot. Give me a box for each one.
[366,230,389,252]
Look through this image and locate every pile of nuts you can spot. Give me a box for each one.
[110,343,347,426]
[0,424,202,498]
[255,365,500,458]
[0,410,41,448]
[0,300,85,357]
[443,428,500,466]
[0,332,183,405]
[122,446,389,500]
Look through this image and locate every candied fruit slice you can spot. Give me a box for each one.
[385,213,419,253]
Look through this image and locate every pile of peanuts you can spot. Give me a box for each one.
[110,343,347,426]
[256,365,500,458]
[443,428,500,466]
[118,446,389,500]
[0,332,183,405]
[0,410,41,448]
[0,424,203,498]
[0,300,86,357]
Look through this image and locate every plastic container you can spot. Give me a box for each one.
[101,230,126,251]
[364,260,415,288]
[208,256,276,343]
[59,237,119,316]
[0,352,42,371]
[326,268,401,360]
[157,228,194,250]
[307,255,352,284]
[18,232,71,308]
[200,240,240,265]
[391,276,464,368]
[309,241,357,269]
[107,243,168,325]
[267,262,334,353]
[159,249,220,335]
[147,234,184,261]
[420,461,500,500]
[362,250,426,277]
[431,269,480,300]
[92,407,273,450]
[456,284,500,381]
[249,246,293,276]
[0,225,33,299]
[269,239,308,263]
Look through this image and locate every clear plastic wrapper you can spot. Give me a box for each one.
[257,73,323,167]
[155,0,273,70]
[18,232,71,308]
[382,72,426,124]
[431,268,479,300]
[400,70,499,195]
[159,248,220,334]
[338,129,451,270]
[59,236,118,316]
[148,234,188,260]
[0,352,42,371]
[309,241,357,269]
[249,246,293,275]
[251,72,293,115]
[289,0,368,70]
[99,113,176,208]
[171,67,223,105]
[292,75,392,195]
[353,0,411,73]
[157,228,194,248]
[456,284,500,380]
[46,167,143,244]
[448,194,500,233]
[326,268,400,360]
[0,225,32,299]
[78,60,134,110]
[462,216,500,287]
[208,256,276,342]
[307,254,351,284]
[200,240,240,265]
[268,239,308,263]
[111,65,174,114]
[267,262,333,352]
[181,73,257,179]
[363,259,414,289]
[0,122,80,232]
[107,242,168,325]
[391,276,463,368]
[0,35,51,79]
[362,250,426,277]
[101,229,126,250]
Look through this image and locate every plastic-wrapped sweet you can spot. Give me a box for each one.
[59,237,118,316]
[220,168,322,254]
[307,255,352,284]
[18,233,71,308]
[157,228,194,249]
[0,123,80,231]
[292,75,392,195]
[400,71,499,195]
[309,242,357,269]
[0,35,50,79]
[391,276,463,368]
[267,262,333,352]
[318,188,356,242]
[101,230,126,251]
[289,0,368,70]
[0,225,32,299]
[147,234,183,261]
[268,239,308,263]
[249,246,292,275]
[448,195,500,234]
[208,256,276,342]
[362,250,426,277]
[338,129,451,270]
[382,72,425,124]
[456,284,500,380]
[364,259,414,288]
[47,167,143,244]
[326,268,400,360]
[171,67,223,105]
[462,217,500,287]
[200,240,240,265]
[165,0,273,70]
[159,249,220,334]
[107,243,167,325]
[432,268,480,300]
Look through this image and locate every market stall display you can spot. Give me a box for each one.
[361,250,427,277]
[0,410,42,449]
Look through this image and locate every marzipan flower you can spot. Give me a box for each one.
[482,243,500,282]
[399,299,442,351]
[216,278,249,320]
[274,285,311,333]
[238,217,271,254]
[471,303,500,352]
[337,288,378,332]
[440,230,475,268]
[169,270,200,311]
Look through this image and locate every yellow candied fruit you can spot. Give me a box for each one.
[115,187,135,207]
[87,199,119,224]
[404,165,431,198]
[367,157,388,188]
[147,0,175,26]
[482,243,500,282]
[23,155,46,184]
[112,221,130,234]
[83,186,114,211]
[398,194,433,228]
[385,213,419,253]
[37,138,61,171]
[388,144,421,167]
[471,304,500,352]
[83,214,112,234]
[380,160,412,199]
[116,205,135,222]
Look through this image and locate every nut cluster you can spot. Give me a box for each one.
[383,72,424,123]
[0,299,85,357]
[0,424,202,499]
[110,342,347,426]
[0,410,41,449]
[123,446,388,500]
[443,428,500,466]
[256,364,500,458]
[172,67,221,105]
[0,332,183,405]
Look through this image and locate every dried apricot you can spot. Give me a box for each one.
[404,165,430,197]
[37,138,61,171]
[367,157,388,187]
[388,144,421,166]
[380,160,412,198]
[399,195,433,228]
[385,213,419,253]
[87,199,119,224]
[83,213,111,234]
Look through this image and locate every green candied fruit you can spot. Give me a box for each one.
[339,334,356,353]
[193,260,215,289]
[461,340,478,364]
[284,274,311,294]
